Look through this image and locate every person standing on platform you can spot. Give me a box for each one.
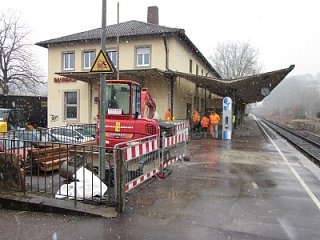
[200,115,209,137]
[165,108,171,121]
[209,111,220,139]
[192,110,200,132]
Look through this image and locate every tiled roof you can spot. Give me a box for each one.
[36,20,184,47]
[36,20,221,78]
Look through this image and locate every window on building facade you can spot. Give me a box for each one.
[136,47,150,67]
[196,64,199,75]
[63,52,75,70]
[83,50,95,69]
[189,59,193,74]
[64,91,78,120]
[107,50,117,67]
[201,69,204,76]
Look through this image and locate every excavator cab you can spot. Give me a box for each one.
[105,82,140,117]
[97,80,159,148]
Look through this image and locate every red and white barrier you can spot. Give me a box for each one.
[124,153,186,192]
[124,139,159,161]
[125,167,160,192]
[175,121,189,131]
[161,154,185,169]
[121,120,189,193]
[163,133,187,148]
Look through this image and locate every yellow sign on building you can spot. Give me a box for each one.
[90,49,115,73]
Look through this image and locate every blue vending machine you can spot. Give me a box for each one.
[222,97,232,140]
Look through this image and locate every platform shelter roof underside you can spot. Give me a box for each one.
[57,65,294,104]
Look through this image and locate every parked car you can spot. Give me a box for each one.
[11,130,59,147]
[82,124,96,138]
[48,126,95,143]
[0,138,29,159]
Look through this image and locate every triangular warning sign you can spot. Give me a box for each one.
[90,49,115,73]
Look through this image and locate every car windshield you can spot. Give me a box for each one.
[75,128,93,137]
[18,132,56,142]
[0,109,10,119]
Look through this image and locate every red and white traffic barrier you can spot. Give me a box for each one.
[162,153,185,169]
[124,153,186,192]
[124,139,159,161]
[163,133,187,148]
[125,167,160,192]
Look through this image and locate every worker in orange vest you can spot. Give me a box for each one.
[200,115,209,137]
[165,108,171,121]
[192,110,200,132]
[209,111,220,139]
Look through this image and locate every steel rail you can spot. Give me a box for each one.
[259,118,320,164]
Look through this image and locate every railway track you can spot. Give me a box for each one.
[258,117,320,164]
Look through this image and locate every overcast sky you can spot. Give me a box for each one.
[2,0,320,77]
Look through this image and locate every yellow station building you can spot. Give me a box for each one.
[36,6,294,128]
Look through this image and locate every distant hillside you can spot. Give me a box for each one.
[253,74,320,119]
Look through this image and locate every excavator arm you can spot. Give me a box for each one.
[141,88,156,119]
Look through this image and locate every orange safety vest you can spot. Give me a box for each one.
[210,113,220,125]
[192,111,200,123]
[201,116,209,128]
[165,110,171,120]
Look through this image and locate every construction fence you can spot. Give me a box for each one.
[0,121,189,212]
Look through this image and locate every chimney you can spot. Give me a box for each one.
[147,6,159,25]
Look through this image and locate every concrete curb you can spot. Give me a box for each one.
[0,191,118,218]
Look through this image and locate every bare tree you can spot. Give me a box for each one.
[0,11,45,95]
[209,41,262,80]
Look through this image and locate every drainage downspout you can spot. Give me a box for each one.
[163,35,169,71]
[163,35,174,115]
[88,80,93,123]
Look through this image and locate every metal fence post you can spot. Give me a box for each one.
[116,149,125,212]
[157,135,161,170]
[161,132,166,173]
[74,145,77,206]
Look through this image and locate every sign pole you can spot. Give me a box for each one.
[99,0,107,182]
[116,2,120,81]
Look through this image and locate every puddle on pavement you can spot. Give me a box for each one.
[256,179,277,188]
[147,211,183,221]
[167,191,199,201]
[128,191,201,207]
[129,195,156,206]
[228,178,277,189]
[229,163,262,175]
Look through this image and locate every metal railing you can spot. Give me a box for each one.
[0,137,115,206]
[6,123,96,144]
[0,121,189,212]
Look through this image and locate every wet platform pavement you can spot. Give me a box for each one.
[1,114,320,239]
[119,115,320,239]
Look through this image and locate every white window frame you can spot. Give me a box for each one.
[136,47,151,67]
[83,50,95,70]
[63,52,75,71]
[107,49,117,68]
[63,90,79,121]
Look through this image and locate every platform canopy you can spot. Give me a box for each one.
[165,65,295,104]
[57,65,294,105]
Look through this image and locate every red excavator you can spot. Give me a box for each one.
[96,80,161,149]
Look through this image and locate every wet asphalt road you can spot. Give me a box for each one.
[1,116,320,240]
